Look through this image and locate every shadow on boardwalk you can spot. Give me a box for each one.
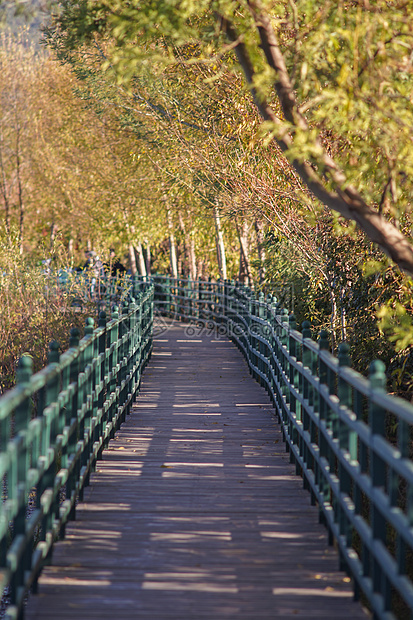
[26,321,370,619]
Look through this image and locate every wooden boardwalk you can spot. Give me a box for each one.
[26,322,369,619]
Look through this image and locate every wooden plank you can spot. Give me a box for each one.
[25,323,369,619]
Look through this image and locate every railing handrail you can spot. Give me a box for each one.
[151,275,413,620]
[2,272,413,619]
[0,282,154,620]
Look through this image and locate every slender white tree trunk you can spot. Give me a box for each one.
[237,219,252,284]
[328,277,337,352]
[136,242,147,277]
[168,209,178,278]
[340,287,347,342]
[178,212,197,280]
[129,244,138,276]
[214,204,227,280]
[145,244,151,276]
[254,219,266,284]
[189,234,197,280]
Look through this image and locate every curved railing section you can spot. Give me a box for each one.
[152,275,413,620]
[0,283,154,620]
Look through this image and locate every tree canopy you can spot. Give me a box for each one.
[45,0,413,274]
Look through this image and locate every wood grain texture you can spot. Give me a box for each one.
[25,321,370,619]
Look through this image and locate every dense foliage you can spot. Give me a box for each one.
[0,236,87,392]
[46,0,413,270]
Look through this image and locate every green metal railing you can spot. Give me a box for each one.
[152,275,413,620]
[2,271,413,620]
[0,283,153,620]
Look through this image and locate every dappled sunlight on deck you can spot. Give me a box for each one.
[26,323,369,620]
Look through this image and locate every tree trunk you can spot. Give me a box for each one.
[254,219,266,284]
[128,244,137,276]
[178,212,188,277]
[167,209,178,278]
[222,9,413,275]
[197,258,205,280]
[189,233,197,280]
[340,287,347,342]
[237,219,252,285]
[214,204,227,280]
[145,244,151,276]
[328,277,337,353]
[135,242,147,277]
[178,211,197,279]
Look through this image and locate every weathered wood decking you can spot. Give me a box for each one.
[26,321,369,619]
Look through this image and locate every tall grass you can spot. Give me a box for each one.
[0,240,88,393]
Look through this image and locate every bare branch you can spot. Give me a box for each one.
[217,4,413,274]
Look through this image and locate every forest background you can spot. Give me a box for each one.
[0,0,412,399]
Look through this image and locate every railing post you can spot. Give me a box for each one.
[267,298,278,407]
[368,360,389,605]
[133,274,140,299]
[317,329,332,530]
[338,342,352,441]
[337,342,353,561]
[289,314,302,474]
[135,293,144,400]
[258,291,265,319]
[248,291,255,377]
[288,314,299,411]
[97,310,108,447]
[81,317,95,488]
[69,327,80,422]
[301,320,316,502]
[66,327,80,521]
[280,308,289,346]
[301,321,312,404]
[165,276,171,316]
[318,329,330,421]
[12,356,33,597]
[118,302,129,417]
[46,339,61,453]
[110,304,119,393]
[225,280,233,336]
[187,278,193,320]
[98,309,108,398]
[255,292,265,388]
[127,296,137,413]
[15,356,33,432]
[48,340,60,362]
[280,309,289,403]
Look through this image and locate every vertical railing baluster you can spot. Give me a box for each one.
[396,418,409,576]
[165,276,171,316]
[67,327,80,521]
[81,318,94,493]
[337,343,353,566]
[369,360,390,609]
[10,357,33,607]
[317,330,331,527]
[280,309,289,409]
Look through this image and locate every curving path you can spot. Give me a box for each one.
[26,321,369,619]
